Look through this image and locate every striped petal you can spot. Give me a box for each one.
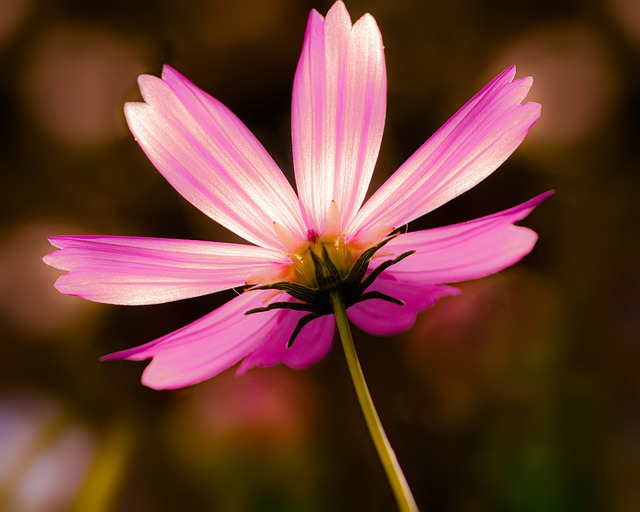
[125,66,307,251]
[382,191,552,284]
[292,1,386,232]
[44,235,286,305]
[101,290,289,390]
[348,66,540,240]
[348,274,459,336]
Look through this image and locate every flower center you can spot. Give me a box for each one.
[244,229,416,348]
[289,235,358,289]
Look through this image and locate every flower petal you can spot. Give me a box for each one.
[292,1,386,232]
[382,191,552,283]
[348,66,540,239]
[44,236,286,305]
[101,291,288,389]
[237,312,334,374]
[348,274,459,336]
[125,66,306,251]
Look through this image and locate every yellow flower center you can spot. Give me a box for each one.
[245,198,415,347]
[288,234,360,289]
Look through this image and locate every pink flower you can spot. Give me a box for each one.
[44,1,550,390]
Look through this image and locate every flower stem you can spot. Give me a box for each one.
[330,292,419,512]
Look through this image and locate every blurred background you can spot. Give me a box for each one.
[1,0,639,510]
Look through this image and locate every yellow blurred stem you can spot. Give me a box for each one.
[330,293,419,512]
[72,423,131,512]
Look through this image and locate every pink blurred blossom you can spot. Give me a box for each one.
[45,1,550,390]
[494,24,618,154]
[0,393,97,511]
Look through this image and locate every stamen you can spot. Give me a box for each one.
[306,229,319,244]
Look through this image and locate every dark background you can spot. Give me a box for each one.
[1,0,639,510]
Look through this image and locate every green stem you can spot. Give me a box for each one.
[330,293,419,512]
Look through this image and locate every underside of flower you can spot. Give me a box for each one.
[43,0,550,393]
[245,228,415,347]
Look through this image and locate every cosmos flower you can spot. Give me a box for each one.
[44,1,549,390]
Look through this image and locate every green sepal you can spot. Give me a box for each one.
[287,314,320,348]
[357,250,415,295]
[357,291,406,307]
[245,227,416,350]
[245,301,317,315]
[248,281,318,303]
[344,231,401,288]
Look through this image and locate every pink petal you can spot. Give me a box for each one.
[292,1,386,232]
[102,291,292,390]
[349,66,540,239]
[44,236,285,305]
[125,66,306,251]
[382,191,553,283]
[237,311,335,374]
[348,274,459,336]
